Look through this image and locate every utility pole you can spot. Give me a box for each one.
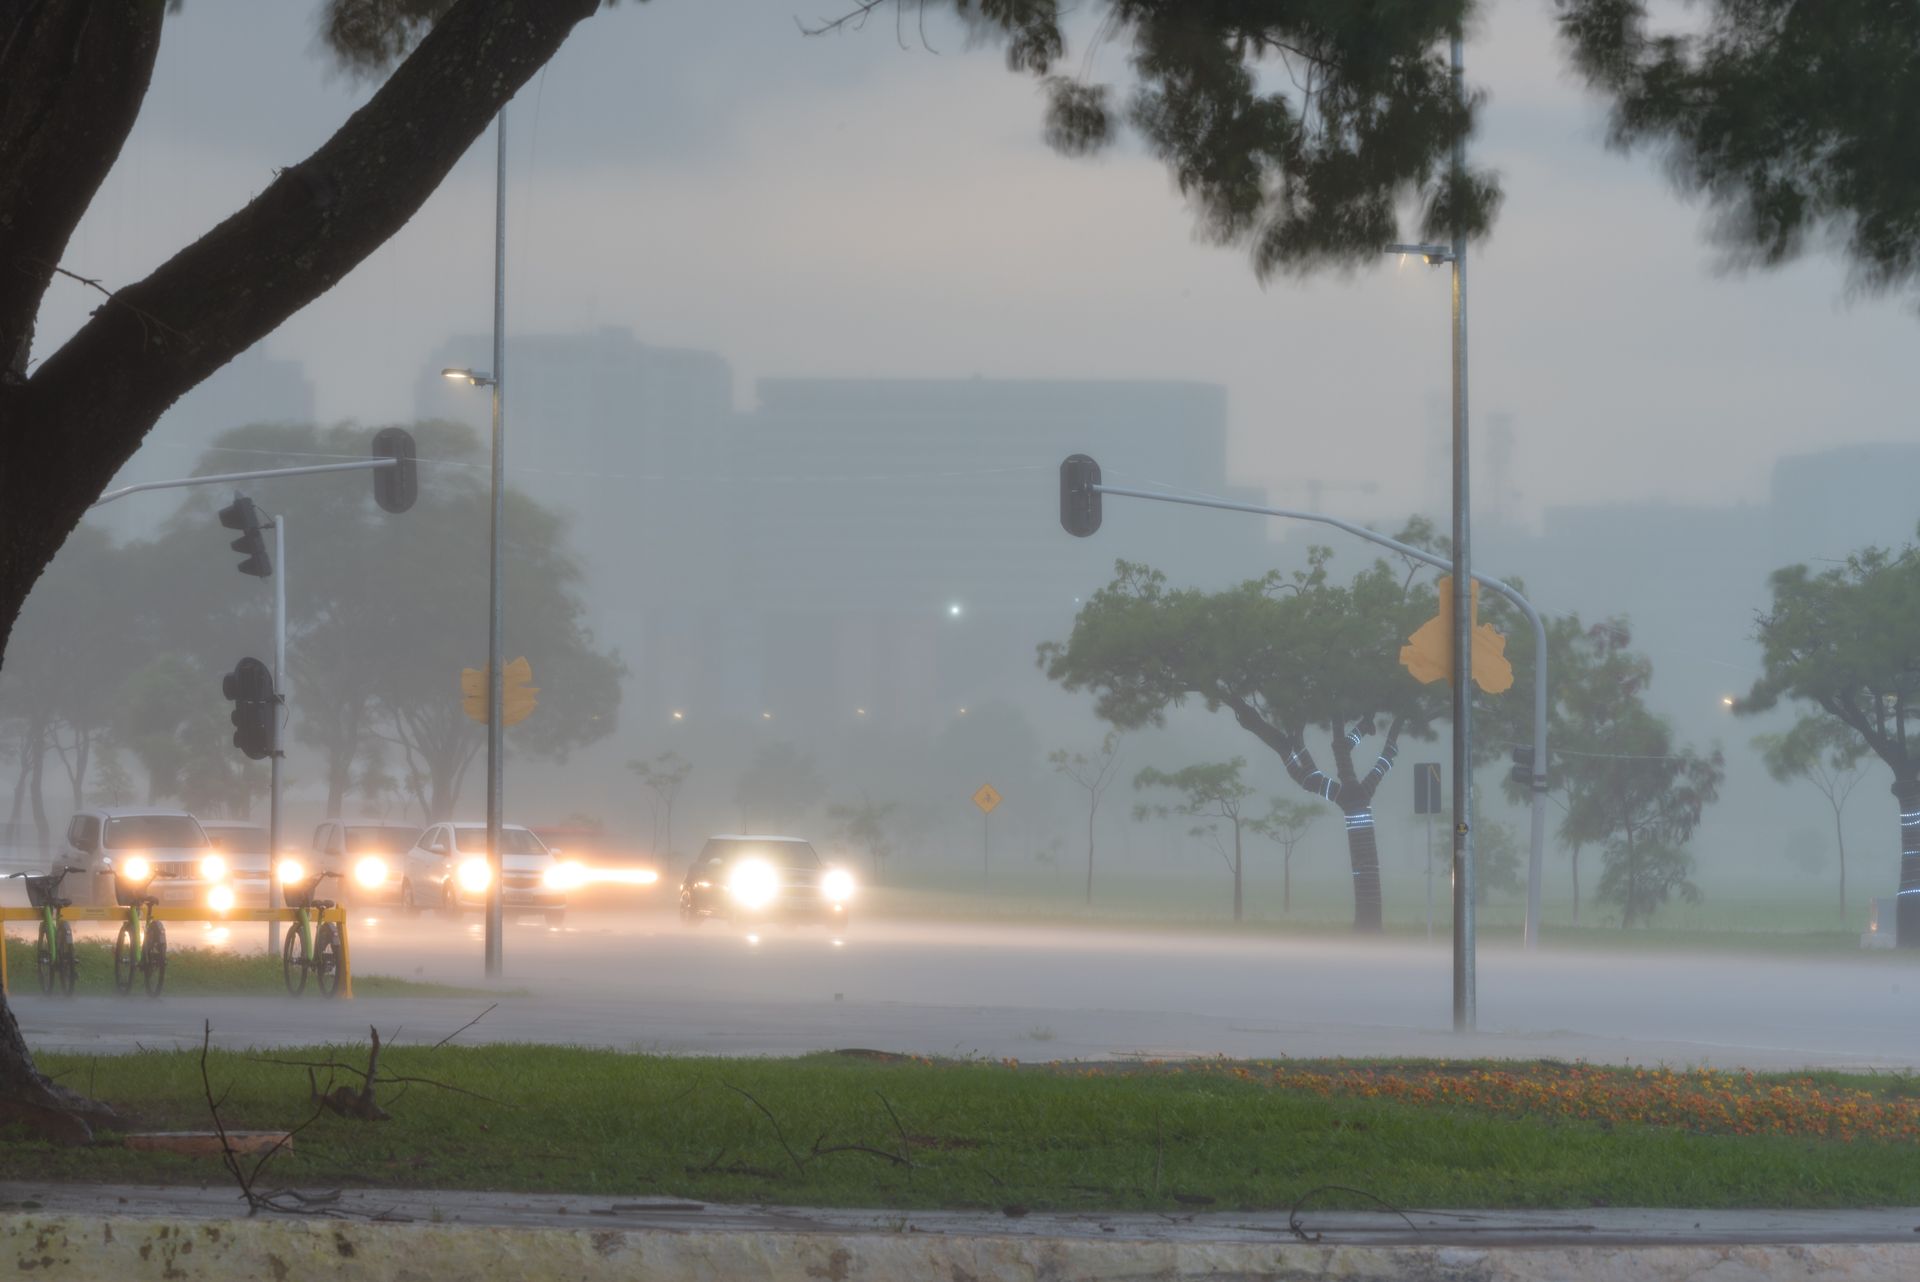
[1446,31,1475,1034]
[483,105,508,979]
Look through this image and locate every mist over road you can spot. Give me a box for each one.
[13,909,1920,1071]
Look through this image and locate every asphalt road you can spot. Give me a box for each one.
[9,902,1920,1069]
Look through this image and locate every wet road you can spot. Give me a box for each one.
[9,904,1920,1070]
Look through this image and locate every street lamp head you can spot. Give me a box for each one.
[441,367,495,387]
[1383,243,1455,266]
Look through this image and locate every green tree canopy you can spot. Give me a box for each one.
[1042,552,1439,931]
[1133,758,1257,921]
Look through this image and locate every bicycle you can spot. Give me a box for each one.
[7,866,84,996]
[110,855,169,997]
[279,862,344,998]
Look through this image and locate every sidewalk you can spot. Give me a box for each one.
[6,1183,1919,1279]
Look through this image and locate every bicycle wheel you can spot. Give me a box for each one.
[34,922,54,996]
[55,921,77,997]
[141,920,167,997]
[113,922,137,993]
[282,923,310,996]
[314,924,343,999]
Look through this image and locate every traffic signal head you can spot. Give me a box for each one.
[217,493,272,578]
[371,427,418,514]
[223,657,276,760]
[1060,454,1102,538]
[1511,745,1536,788]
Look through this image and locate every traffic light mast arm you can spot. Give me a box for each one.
[1086,476,1551,951]
[89,457,398,508]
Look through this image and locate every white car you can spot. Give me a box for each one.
[199,821,275,907]
[57,807,224,909]
[401,822,573,924]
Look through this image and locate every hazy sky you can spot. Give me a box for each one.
[39,0,1920,525]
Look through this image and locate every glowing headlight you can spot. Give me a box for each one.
[457,857,492,893]
[207,885,236,914]
[727,858,779,910]
[353,855,390,889]
[122,855,153,883]
[199,852,227,881]
[636,867,659,886]
[542,860,586,891]
[276,857,306,886]
[821,868,857,902]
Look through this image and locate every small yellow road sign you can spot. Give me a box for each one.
[972,783,1002,814]
[459,656,540,726]
[1399,577,1514,694]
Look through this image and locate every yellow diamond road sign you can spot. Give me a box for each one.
[972,784,1002,814]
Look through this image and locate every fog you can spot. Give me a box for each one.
[8,0,1920,944]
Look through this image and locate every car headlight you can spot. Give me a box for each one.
[353,855,390,889]
[821,868,857,902]
[727,858,779,910]
[207,885,236,914]
[457,858,492,893]
[199,853,227,882]
[542,860,586,891]
[276,857,306,886]
[122,855,153,884]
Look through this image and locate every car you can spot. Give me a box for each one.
[56,807,224,910]
[198,821,274,907]
[401,822,572,924]
[309,819,424,907]
[678,835,855,929]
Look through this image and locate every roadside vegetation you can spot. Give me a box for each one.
[8,1047,1920,1211]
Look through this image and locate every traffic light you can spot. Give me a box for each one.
[217,493,272,577]
[1060,454,1102,538]
[371,427,418,514]
[222,657,277,760]
[1511,745,1536,788]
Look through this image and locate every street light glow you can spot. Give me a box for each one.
[948,603,963,617]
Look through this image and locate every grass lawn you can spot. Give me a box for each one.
[8,1048,1920,1211]
[0,937,501,999]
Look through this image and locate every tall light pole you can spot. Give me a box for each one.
[441,101,509,980]
[1385,30,1476,1032]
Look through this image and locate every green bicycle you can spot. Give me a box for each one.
[110,855,168,998]
[278,860,344,998]
[8,866,84,996]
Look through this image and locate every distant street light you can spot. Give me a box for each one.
[948,603,964,618]
[442,367,496,387]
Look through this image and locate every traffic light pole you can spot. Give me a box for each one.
[1084,481,1551,967]
[484,104,508,981]
[267,514,287,957]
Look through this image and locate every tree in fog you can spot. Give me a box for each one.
[1133,759,1258,922]
[1555,641,1723,928]
[1050,732,1124,907]
[1250,798,1318,916]
[1042,553,1439,932]
[1755,719,1870,921]
[829,794,899,883]
[736,743,826,834]
[629,751,693,858]
[117,656,267,818]
[1741,538,1920,936]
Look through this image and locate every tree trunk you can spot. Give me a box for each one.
[1831,797,1848,923]
[1342,805,1384,931]
[1231,818,1243,923]
[1621,832,1638,929]
[1895,777,1920,949]
[1085,794,1097,906]
[1570,846,1581,926]
[1283,847,1293,915]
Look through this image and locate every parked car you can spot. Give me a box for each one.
[309,819,423,907]
[678,835,854,929]
[57,807,221,909]
[401,822,571,924]
[198,821,274,907]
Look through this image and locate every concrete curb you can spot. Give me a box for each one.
[7,1213,1920,1281]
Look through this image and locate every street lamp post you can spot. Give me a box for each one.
[439,103,509,981]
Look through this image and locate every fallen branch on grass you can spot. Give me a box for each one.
[310,1027,392,1121]
[722,1082,914,1174]
[199,1020,338,1217]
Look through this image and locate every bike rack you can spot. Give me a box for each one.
[0,906,353,998]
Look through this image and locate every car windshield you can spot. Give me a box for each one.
[451,827,549,857]
[103,815,206,849]
[706,840,820,869]
[205,827,268,852]
[347,826,419,853]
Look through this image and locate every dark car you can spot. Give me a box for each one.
[678,835,855,928]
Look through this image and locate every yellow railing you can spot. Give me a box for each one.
[0,906,352,998]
